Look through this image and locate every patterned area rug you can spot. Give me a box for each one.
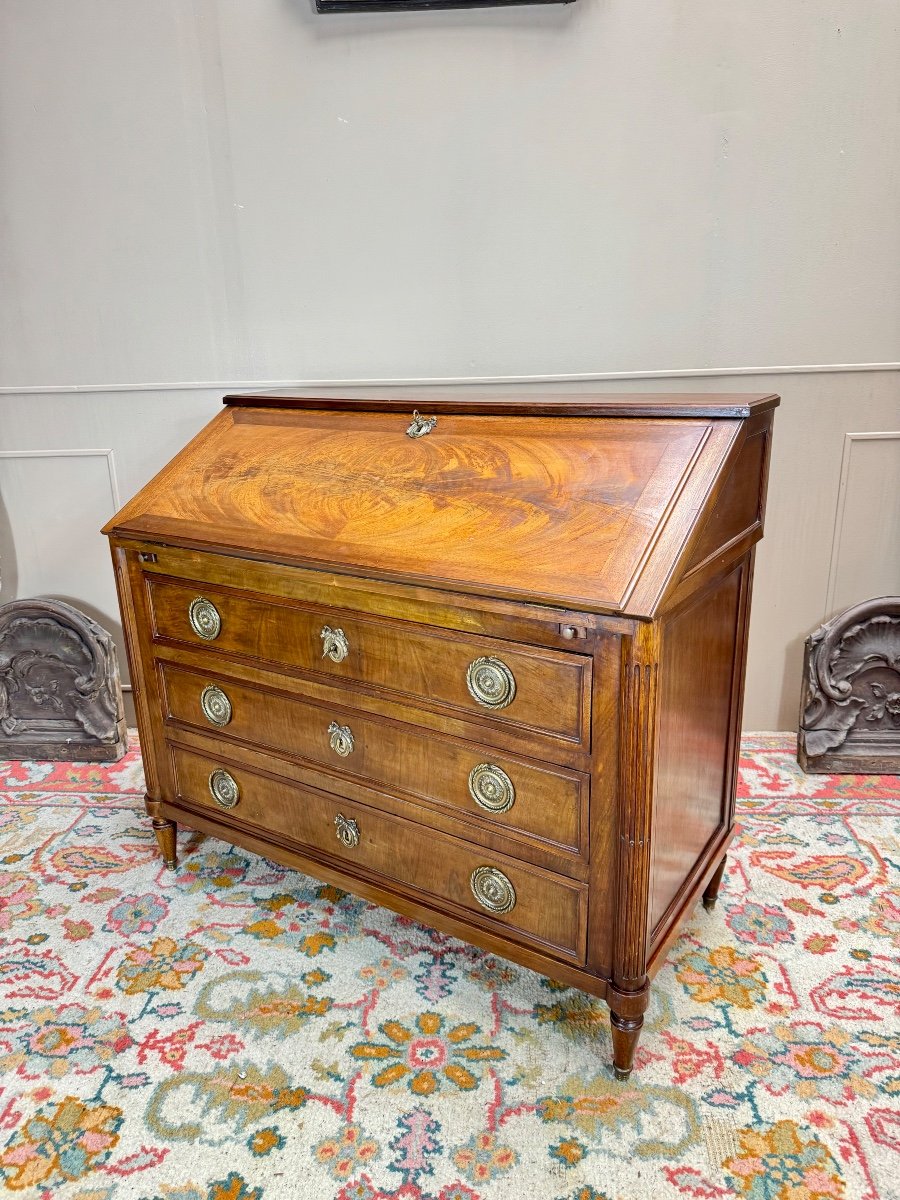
[0,734,898,1200]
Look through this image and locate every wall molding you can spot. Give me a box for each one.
[0,449,129,691]
[0,361,898,396]
[0,448,121,510]
[825,431,900,618]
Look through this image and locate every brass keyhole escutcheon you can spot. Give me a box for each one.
[208,768,240,809]
[468,763,515,814]
[189,597,221,641]
[200,684,232,728]
[466,656,516,710]
[335,813,360,848]
[406,410,437,438]
[320,625,349,663]
[328,721,355,757]
[470,865,516,914]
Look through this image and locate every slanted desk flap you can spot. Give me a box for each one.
[106,404,742,615]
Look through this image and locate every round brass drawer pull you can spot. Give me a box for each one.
[200,684,232,727]
[321,625,349,663]
[466,656,516,710]
[468,763,515,814]
[470,865,516,914]
[328,721,355,757]
[189,596,221,641]
[208,768,240,809]
[335,812,360,848]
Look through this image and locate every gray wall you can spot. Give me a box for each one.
[1,1,898,729]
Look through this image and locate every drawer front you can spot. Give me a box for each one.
[160,663,586,857]
[170,746,586,962]
[148,577,590,746]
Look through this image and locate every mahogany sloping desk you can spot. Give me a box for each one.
[104,390,777,1079]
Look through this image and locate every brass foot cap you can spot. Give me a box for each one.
[165,859,177,870]
[613,1066,632,1082]
[702,898,717,912]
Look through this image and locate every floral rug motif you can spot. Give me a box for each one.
[0,733,898,1199]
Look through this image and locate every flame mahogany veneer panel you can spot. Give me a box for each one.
[650,567,745,935]
[108,405,745,614]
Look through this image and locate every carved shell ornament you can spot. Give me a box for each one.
[869,681,900,724]
[0,598,126,760]
[799,596,900,764]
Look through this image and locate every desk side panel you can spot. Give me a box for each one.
[649,560,749,939]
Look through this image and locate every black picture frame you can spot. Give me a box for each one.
[316,0,574,12]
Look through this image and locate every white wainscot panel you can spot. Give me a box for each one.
[826,432,900,618]
[0,449,125,667]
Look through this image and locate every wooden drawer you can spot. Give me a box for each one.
[160,662,587,858]
[169,745,587,963]
[147,576,591,747]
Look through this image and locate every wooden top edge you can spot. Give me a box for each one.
[104,528,646,621]
[222,390,780,419]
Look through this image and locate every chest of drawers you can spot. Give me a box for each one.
[104,390,777,1079]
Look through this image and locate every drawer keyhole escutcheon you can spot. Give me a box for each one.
[468,763,515,813]
[470,866,516,914]
[208,768,240,809]
[466,656,516,710]
[321,625,349,663]
[200,685,232,727]
[189,597,221,641]
[406,410,437,438]
[335,813,360,848]
[328,721,355,757]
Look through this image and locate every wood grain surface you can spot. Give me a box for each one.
[170,743,588,964]
[650,567,744,933]
[225,390,780,419]
[147,574,591,748]
[159,661,589,862]
[108,406,731,613]
[104,390,778,1081]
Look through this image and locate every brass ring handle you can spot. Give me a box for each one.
[468,763,515,814]
[200,684,232,728]
[208,768,240,809]
[466,656,516,710]
[189,597,221,641]
[321,625,349,663]
[328,721,355,757]
[335,813,360,848]
[470,865,516,914]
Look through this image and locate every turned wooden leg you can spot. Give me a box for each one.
[152,817,177,869]
[610,1010,643,1081]
[702,853,728,911]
